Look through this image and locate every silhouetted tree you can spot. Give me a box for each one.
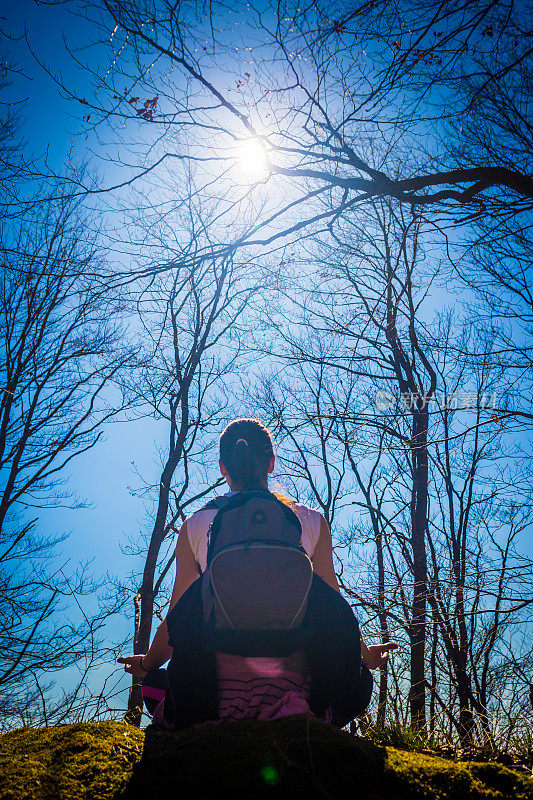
[0,188,132,726]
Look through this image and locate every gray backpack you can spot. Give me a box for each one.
[200,489,314,655]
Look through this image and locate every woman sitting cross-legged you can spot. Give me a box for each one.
[118,418,397,728]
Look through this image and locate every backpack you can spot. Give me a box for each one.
[199,489,314,655]
[163,490,372,730]
[164,572,371,730]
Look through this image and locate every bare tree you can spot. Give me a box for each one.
[251,185,533,737]
[43,0,533,266]
[273,201,437,726]
[0,190,132,725]
[424,319,533,744]
[119,199,258,724]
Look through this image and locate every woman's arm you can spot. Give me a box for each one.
[117,520,200,677]
[311,514,397,670]
[311,514,341,592]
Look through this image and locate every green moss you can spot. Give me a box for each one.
[387,749,532,800]
[0,721,143,800]
[0,717,531,800]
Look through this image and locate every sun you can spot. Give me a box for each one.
[235,138,270,182]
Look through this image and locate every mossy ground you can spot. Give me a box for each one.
[0,717,531,800]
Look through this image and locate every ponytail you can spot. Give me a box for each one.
[231,438,259,488]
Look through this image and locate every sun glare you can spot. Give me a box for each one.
[235,138,270,182]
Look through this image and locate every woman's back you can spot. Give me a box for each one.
[186,492,322,571]
[186,491,325,722]
[119,419,377,730]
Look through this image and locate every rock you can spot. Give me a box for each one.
[0,717,531,799]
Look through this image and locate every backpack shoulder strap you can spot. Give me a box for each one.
[200,495,231,512]
[205,489,304,569]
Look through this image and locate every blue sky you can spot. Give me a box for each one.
[2,2,299,688]
[4,3,90,162]
[3,3,186,581]
[1,1,163,710]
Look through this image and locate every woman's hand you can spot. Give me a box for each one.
[117,655,148,677]
[362,641,398,670]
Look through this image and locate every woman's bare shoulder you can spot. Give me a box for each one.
[289,500,324,525]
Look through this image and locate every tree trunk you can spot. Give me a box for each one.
[125,591,143,726]
[429,611,437,734]
[456,598,476,744]
[457,680,476,746]
[376,529,389,726]
[409,407,428,728]
[126,459,176,725]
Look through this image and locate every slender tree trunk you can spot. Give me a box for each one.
[457,678,476,745]
[409,407,428,728]
[125,591,143,726]
[456,600,476,744]
[454,504,476,745]
[429,611,437,734]
[383,227,433,729]
[376,529,389,726]
[126,442,183,724]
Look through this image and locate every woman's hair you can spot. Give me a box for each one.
[219,418,275,488]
